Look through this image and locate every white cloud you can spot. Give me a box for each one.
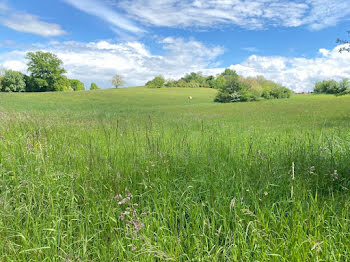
[115,0,350,30]
[0,3,66,37]
[62,0,144,34]
[229,45,350,92]
[0,38,223,88]
[0,38,349,92]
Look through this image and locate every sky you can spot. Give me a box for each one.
[0,0,349,92]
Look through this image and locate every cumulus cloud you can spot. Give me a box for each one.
[229,45,350,92]
[0,38,223,88]
[0,37,348,92]
[0,3,66,37]
[114,0,350,30]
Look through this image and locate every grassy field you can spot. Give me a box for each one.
[0,87,350,261]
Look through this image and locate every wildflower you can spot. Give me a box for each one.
[118,198,129,205]
[264,191,268,196]
[331,170,338,181]
[132,246,137,251]
[126,189,133,198]
[115,194,123,200]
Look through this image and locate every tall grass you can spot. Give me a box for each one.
[0,88,350,261]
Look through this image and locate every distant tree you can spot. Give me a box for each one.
[0,70,26,92]
[26,51,67,91]
[111,74,125,88]
[146,76,165,88]
[214,68,291,103]
[314,80,340,94]
[69,79,85,91]
[337,78,350,95]
[90,82,99,90]
[337,31,350,53]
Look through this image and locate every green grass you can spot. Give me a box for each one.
[0,87,350,261]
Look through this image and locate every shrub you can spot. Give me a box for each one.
[0,70,26,92]
[146,76,165,88]
[69,79,85,91]
[90,83,99,90]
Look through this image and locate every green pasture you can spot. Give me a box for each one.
[0,88,350,261]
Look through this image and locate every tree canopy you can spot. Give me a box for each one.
[314,79,349,95]
[111,74,125,88]
[0,70,26,92]
[69,79,85,91]
[90,82,99,90]
[146,76,165,88]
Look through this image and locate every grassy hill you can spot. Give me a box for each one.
[1,88,350,261]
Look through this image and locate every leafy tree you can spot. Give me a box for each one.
[146,76,165,88]
[215,75,226,90]
[205,75,216,88]
[26,51,67,91]
[337,78,350,95]
[111,74,125,88]
[25,77,49,92]
[314,80,340,94]
[51,75,71,92]
[0,70,26,92]
[215,69,291,103]
[69,79,85,91]
[90,82,99,90]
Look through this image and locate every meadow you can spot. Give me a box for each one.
[0,87,350,261]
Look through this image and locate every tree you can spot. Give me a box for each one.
[111,74,125,88]
[146,76,165,88]
[0,70,26,92]
[26,51,67,92]
[69,79,85,91]
[90,82,99,90]
[314,80,339,94]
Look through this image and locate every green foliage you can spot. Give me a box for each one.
[146,76,165,88]
[25,76,49,92]
[51,76,71,92]
[314,79,349,96]
[90,82,99,90]
[26,51,66,79]
[215,70,291,103]
[111,74,125,88]
[26,51,68,92]
[0,70,26,92]
[69,79,85,91]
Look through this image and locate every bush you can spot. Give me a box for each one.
[90,83,99,90]
[0,70,26,92]
[69,79,85,91]
[146,76,165,88]
[314,80,340,94]
[51,76,71,92]
[214,69,292,103]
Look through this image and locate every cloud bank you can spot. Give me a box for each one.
[0,38,348,92]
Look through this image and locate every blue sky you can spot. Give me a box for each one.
[0,0,349,91]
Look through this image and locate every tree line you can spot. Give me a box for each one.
[0,51,126,92]
[146,69,292,103]
[313,79,350,95]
